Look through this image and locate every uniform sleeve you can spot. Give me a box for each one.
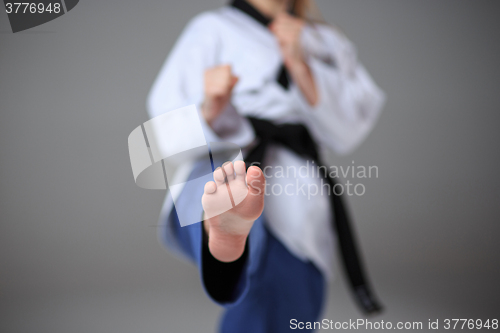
[147,12,254,151]
[293,24,386,155]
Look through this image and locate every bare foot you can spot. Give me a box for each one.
[202,161,266,262]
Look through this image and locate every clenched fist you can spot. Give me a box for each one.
[269,12,305,69]
[202,65,239,125]
[270,12,318,106]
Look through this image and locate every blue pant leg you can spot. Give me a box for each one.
[166,208,269,307]
[219,224,326,333]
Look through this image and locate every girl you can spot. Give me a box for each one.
[148,0,385,331]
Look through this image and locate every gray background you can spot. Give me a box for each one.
[1,0,499,332]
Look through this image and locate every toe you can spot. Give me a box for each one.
[234,160,246,181]
[223,161,235,181]
[246,166,266,196]
[213,167,225,185]
[204,181,217,194]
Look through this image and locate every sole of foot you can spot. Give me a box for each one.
[202,161,266,262]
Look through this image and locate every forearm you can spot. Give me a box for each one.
[287,60,318,107]
[201,99,220,127]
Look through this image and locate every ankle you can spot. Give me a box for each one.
[208,232,248,262]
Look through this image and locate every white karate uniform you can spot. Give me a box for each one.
[147,5,385,279]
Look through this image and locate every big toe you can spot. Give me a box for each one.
[246,166,266,197]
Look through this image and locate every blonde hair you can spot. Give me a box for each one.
[294,0,348,38]
[294,0,325,23]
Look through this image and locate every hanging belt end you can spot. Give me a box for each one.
[354,285,384,315]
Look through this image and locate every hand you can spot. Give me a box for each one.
[270,13,318,106]
[202,65,239,125]
[269,12,306,69]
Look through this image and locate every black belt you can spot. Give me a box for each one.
[245,117,382,314]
